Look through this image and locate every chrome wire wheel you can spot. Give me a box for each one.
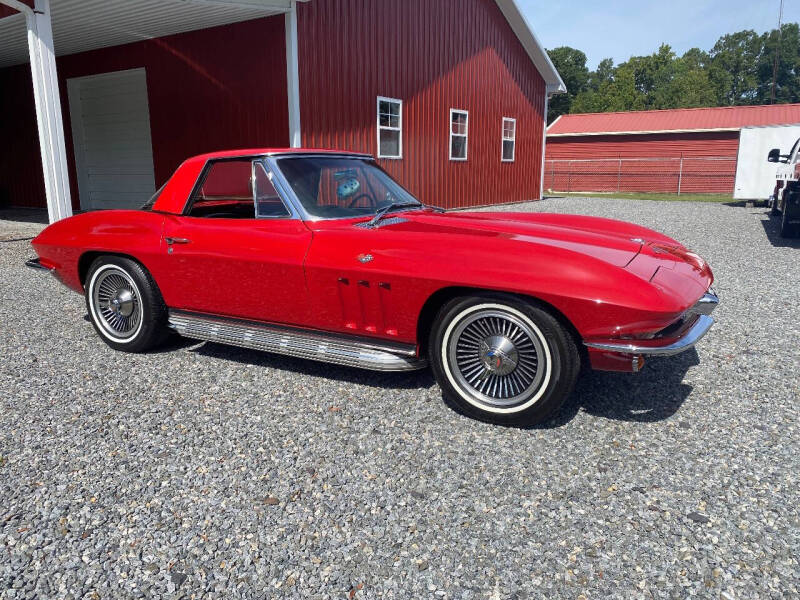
[442,304,552,413]
[89,266,143,342]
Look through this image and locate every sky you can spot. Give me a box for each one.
[519,0,800,69]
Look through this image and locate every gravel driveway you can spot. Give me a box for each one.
[1,198,798,599]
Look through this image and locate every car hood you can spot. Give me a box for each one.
[347,209,683,268]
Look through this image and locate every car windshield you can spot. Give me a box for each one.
[274,156,421,219]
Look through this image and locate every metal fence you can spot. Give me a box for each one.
[543,156,737,195]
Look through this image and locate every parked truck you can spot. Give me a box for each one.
[767,138,800,238]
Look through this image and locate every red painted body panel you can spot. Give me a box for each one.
[296,0,547,209]
[302,210,710,344]
[30,150,715,372]
[155,215,312,323]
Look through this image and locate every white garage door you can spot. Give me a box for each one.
[67,68,156,210]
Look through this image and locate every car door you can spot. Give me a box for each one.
[158,158,313,325]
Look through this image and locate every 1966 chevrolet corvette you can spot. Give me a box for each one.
[28,149,718,425]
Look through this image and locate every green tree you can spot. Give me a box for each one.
[757,23,800,104]
[589,58,615,90]
[572,63,645,113]
[708,30,761,105]
[650,51,716,109]
[546,46,590,123]
[550,24,799,117]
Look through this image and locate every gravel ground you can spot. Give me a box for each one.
[1,198,798,599]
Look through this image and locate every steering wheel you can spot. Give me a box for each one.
[347,193,377,209]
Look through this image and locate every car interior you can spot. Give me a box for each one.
[187,159,289,219]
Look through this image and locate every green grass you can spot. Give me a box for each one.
[548,192,733,203]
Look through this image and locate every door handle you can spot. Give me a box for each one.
[165,237,191,245]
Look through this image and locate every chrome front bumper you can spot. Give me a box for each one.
[585,291,719,357]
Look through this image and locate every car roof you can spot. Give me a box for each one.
[151,148,373,214]
[189,148,372,161]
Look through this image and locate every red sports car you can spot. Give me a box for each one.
[27,149,718,425]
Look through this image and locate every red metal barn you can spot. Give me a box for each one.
[0,0,565,221]
[544,105,800,195]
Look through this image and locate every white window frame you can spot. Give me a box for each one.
[376,96,403,159]
[449,108,469,161]
[501,117,516,162]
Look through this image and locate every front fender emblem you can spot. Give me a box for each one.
[357,253,374,264]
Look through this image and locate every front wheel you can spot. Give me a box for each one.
[429,295,580,426]
[85,256,169,352]
[780,192,799,238]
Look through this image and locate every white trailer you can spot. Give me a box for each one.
[734,124,800,200]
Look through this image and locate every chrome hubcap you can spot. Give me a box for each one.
[92,269,141,339]
[448,309,547,408]
[479,335,519,376]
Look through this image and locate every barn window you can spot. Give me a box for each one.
[502,117,516,162]
[450,109,468,161]
[377,97,402,159]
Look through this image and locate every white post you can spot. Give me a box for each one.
[285,0,301,148]
[2,0,72,222]
[677,154,684,196]
[539,93,549,199]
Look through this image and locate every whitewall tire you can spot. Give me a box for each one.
[84,256,169,353]
[429,294,580,425]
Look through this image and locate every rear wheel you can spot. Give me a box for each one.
[85,256,169,352]
[429,295,580,426]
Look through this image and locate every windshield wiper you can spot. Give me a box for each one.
[366,201,423,228]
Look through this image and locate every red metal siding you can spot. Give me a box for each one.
[0,1,32,20]
[296,0,547,209]
[546,132,740,159]
[0,64,44,208]
[544,132,740,194]
[0,16,288,210]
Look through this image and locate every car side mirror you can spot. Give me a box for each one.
[767,148,781,163]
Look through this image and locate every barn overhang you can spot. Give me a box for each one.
[0,0,304,222]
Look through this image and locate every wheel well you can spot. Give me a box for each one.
[78,251,144,289]
[415,286,584,357]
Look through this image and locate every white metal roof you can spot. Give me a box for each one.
[0,0,293,68]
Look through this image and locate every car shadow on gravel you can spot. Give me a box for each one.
[542,349,700,428]
[191,341,437,390]
[193,339,698,427]
[760,214,800,248]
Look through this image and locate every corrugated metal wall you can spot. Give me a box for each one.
[296,0,547,209]
[545,132,740,159]
[544,132,740,194]
[0,16,288,209]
